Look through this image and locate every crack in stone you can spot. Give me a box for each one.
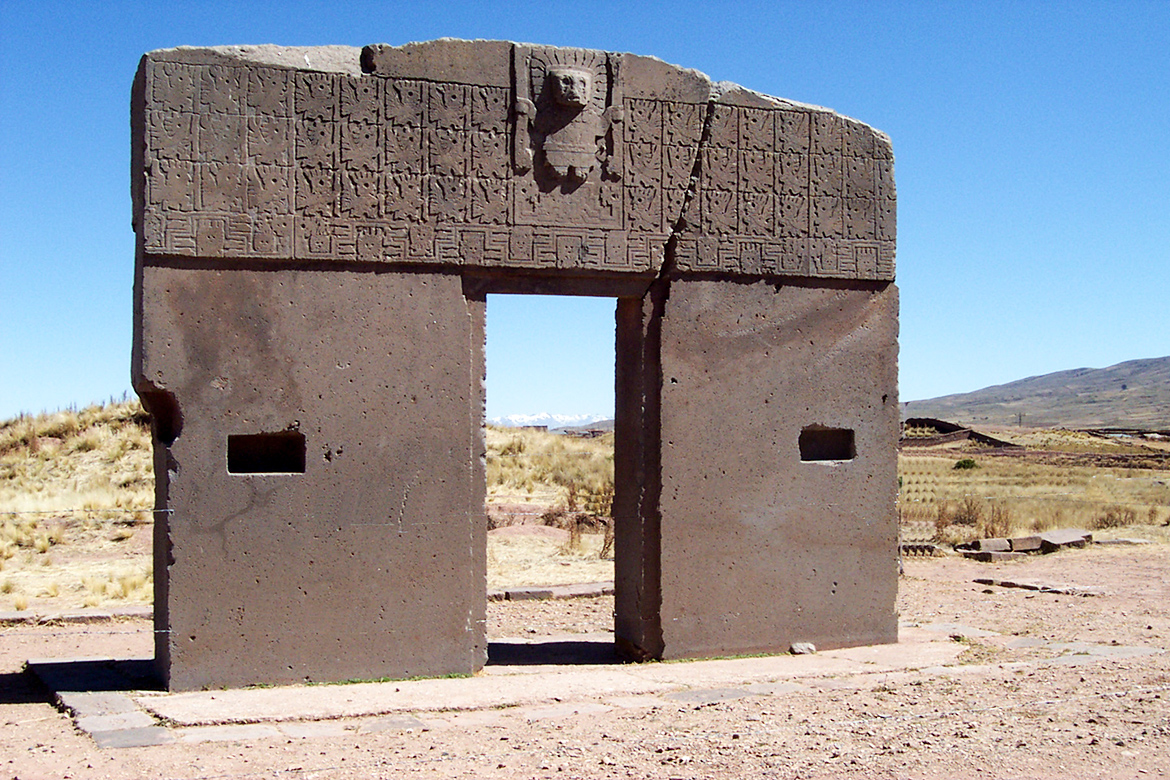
[659,97,716,283]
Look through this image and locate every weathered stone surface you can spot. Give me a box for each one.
[640,280,899,660]
[135,268,486,690]
[133,39,898,690]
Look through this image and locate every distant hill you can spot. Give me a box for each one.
[555,419,615,435]
[902,356,1170,430]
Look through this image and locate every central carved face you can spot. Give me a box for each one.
[548,66,591,108]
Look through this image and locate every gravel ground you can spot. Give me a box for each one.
[2,544,1168,779]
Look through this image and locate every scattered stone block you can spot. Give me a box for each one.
[1093,538,1151,546]
[900,542,947,557]
[550,582,614,599]
[973,538,1011,552]
[789,642,817,655]
[963,551,1028,562]
[1009,535,1043,552]
[1038,529,1092,553]
[973,578,1104,596]
[506,587,555,601]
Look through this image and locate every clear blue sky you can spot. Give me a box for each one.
[2,1,1167,421]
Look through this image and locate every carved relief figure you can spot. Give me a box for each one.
[514,47,623,185]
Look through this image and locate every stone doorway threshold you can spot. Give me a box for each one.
[28,625,1161,749]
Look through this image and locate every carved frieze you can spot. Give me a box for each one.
[136,43,894,281]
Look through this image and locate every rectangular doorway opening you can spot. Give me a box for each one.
[484,293,620,665]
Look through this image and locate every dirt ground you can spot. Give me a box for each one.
[2,543,1169,779]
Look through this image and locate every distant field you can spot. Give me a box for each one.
[900,427,1170,545]
[2,402,1167,613]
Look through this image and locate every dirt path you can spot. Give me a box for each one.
[2,545,1168,779]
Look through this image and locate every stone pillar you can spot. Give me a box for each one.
[654,278,900,658]
[613,288,665,660]
[134,266,485,690]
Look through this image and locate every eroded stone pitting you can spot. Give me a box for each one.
[132,39,900,691]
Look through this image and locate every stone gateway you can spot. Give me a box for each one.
[131,40,899,691]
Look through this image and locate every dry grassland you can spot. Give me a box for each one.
[900,429,1170,545]
[0,407,617,612]
[0,400,153,612]
[3,401,1168,613]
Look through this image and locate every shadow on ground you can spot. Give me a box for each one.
[28,658,161,694]
[487,639,619,666]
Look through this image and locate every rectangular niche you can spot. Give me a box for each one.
[799,426,855,462]
[227,431,306,474]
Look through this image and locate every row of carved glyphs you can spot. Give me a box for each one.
[674,237,894,280]
[641,100,896,241]
[144,208,664,273]
[145,62,892,272]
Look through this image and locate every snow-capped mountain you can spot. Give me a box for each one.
[488,412,612,429]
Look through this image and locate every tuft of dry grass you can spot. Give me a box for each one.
[1093,505,1139,530]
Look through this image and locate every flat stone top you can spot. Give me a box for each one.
[134,40,895,282]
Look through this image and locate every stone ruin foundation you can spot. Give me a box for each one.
[131,40,900,691]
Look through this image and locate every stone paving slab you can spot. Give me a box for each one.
[278,720,355,739]
[664,687,759,704]
[77,711,158,733]
[90,726,174,749]
[909,622,1000,639]
[136,664,683,726]
[356,714,430,734]
[175,723,284,744]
